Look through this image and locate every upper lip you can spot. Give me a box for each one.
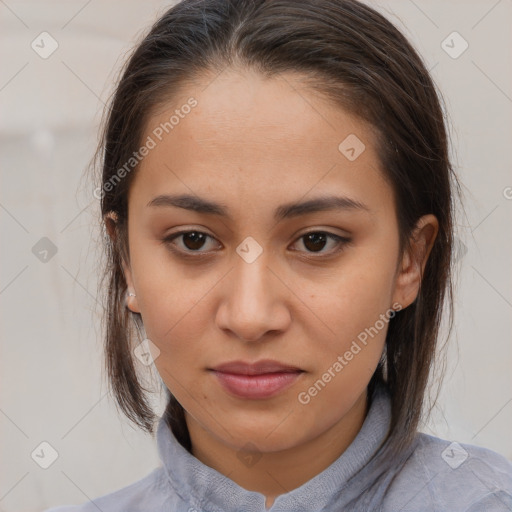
[210,359,303,375]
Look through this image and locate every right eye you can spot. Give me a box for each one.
[162,230,221,256]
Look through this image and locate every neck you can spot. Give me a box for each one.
[185,389,369,508]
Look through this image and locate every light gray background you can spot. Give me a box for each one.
[1,1,511,510]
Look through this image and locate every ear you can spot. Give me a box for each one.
[391,214,439,310]
[104,212,141,314]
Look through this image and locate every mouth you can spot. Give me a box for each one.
[208,359,304,400]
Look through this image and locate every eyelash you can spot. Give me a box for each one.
[162,229,351,259]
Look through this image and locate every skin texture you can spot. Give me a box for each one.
[117,68,438,508]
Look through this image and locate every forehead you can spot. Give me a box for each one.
[132,68,393,216]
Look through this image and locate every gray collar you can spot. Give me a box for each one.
[156,382,393,511]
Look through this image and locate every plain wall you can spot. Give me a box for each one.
[1,1,511,510]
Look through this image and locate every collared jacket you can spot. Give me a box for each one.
[45,383,512,511]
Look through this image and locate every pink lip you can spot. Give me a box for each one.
[209,360,304,400]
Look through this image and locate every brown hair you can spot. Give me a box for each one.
[95,0,461,464]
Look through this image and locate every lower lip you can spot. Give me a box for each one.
[211,371,303,399]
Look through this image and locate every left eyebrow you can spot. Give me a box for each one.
[147,193,370,222]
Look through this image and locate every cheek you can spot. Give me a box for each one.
[127,238,206,355]
[296,246,396,410]
[136,273,212,351]
[294,269,392,429]
[311,256,397,348]
[140,279,212,402]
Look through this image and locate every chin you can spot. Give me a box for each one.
[212,413,308,453]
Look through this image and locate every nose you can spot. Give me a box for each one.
[215,248,291,342]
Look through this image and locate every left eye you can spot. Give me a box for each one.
[163,230,349,256]
[292,231,349,254]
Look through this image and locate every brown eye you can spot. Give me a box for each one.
[163,229,350,258]
[163,230,220,255]
[303,232,328,252]
[181,231,207,250]
[293,231,350,255]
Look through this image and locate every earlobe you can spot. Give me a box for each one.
[125,289,140,313]
[392,214,439,309]
[122,260,141,314]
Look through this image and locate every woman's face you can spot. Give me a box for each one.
[121,68,432,453]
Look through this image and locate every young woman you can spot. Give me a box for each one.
[46,0,512,510]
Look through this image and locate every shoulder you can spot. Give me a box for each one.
[383,432,512,512]
[42,466,175,512]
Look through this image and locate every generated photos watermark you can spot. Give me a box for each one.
[94,97,198,200]
[298,302,403,405]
